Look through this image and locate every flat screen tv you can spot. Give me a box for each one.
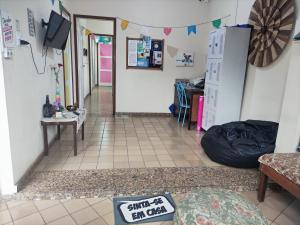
[43,10,71,50]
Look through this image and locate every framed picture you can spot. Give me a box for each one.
[126,37,164,70]
[176,52,194,67]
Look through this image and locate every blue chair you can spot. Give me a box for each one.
[176,82,190,127]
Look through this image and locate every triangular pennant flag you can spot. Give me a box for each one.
[187,25,196,35]
[50,0,55,6]
[121,20,129,30]
[163,27,172,36]
[167,45,179,58]
[212,19,222,29]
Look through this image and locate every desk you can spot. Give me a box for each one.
[174,80,204,130]
[185,87,204,129]
[41,109,87,156]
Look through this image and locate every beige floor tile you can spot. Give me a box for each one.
[9,202,37,221]
[0,210,12,225]
[99,155,114,161]
[143,155,158,162]
[174,160,191,167]
[82,156,98,164]
[97,163,114,169]
[129,161,146,168]
[40,204,68,223]
[62,163,80,170]
[14,213,44,225]
[128,155,143,161]
[6,201,27,209]
[92,199,113,216]
[114,162,129,168]
[113,156,128,162]
[282,200,300,225]
[145,161,161,168]
[188,160,203,167]
[86,146,100,151]
[156,154,172,161]
[0,203,7,212]
[102,212,114,225]
[85,151,100,157]
[85,217,108,225]
[34,200,59,211]
[241,191,260,206]
[80,163,97,170]
[71,207,99,225]
[47,215,76,225]
[264,192,294,212]
[44,163,64,171]
[275,214,298,225]
[63,199,89,214]
[159,160,176,167]
[85,198,106,206]
[258,203,282,221]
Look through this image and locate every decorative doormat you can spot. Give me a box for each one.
[113,193,175,224]
[9,167,259,200]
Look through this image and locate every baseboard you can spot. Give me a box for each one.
[115,112,171,117]
[16,127,65,189]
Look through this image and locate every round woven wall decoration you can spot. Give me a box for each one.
[248,0,295,67]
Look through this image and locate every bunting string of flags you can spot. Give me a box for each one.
[117,14,230,36]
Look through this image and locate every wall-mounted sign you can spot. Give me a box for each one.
[176,52,194,67]
[1,10,15,48]
[27,8,36,37]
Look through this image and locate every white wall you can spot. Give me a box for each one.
[276,41,300,153]
[208,0,300,122]
[0,0,64,183]
[0,42,16,195]
[66,0,210,113]
[86,19,114,35]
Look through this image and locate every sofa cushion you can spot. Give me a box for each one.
[259,153,300,186]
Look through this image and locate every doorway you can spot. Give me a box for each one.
[61,6,75,107]
[73,15,116,115]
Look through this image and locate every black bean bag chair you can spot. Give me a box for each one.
[201,120,279,168]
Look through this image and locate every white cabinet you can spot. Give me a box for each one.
[202,27,251,130]
[206,59,223,85]
[208,29,225,59]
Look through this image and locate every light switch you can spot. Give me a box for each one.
[3,48,13,59]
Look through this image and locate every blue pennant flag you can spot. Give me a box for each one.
[187,25,197,35]
[50,0,55,6]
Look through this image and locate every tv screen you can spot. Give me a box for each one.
[43,10,71,50]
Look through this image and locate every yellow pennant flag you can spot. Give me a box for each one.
[121,20,129,30]
[84,29,92,36]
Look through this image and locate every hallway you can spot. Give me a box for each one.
[33,86,213,171]
[85,87,113,117]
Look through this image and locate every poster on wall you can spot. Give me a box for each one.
[176,52,194,67]
[1,10,15,48]
[126,37,164,70]
[128,39,138,67]
[137,40,149,67]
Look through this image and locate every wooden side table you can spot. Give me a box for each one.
[41,109,87,156]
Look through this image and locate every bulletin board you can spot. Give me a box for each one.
[126,37,164,70]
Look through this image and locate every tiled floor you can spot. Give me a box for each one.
[35,87,218,172]
[2,87,299,224]
[0,190,299,225]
